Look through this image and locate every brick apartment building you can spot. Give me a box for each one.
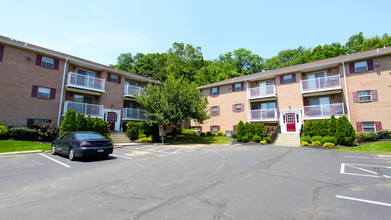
[0,35,160,132]
[191,47,391,135]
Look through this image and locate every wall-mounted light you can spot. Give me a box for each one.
[331,95,334,99]
[111,105,114,109]
[26,56,31,61]
[289,106,291,110]
[374,62,379,67]
[255,81,258,85]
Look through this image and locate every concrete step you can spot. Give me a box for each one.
[110,132,132,144]
[274,134,301,147]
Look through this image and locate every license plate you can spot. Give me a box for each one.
[97,149,104,153]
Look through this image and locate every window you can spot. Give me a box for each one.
[0,44,4,61]
[37,87,51,98]
[358,91,371,102]
[107,73,121,84]
[260,102,276,109]
[212,87,218,96]
[33,119,46,125]
[77,69,95,77]
[41,57,54,68]
[191,127,201,132]
[235,104,242,111]
[74,95,93,104]
[211,126,219,132]
[283,75,292,83]
[36,55,59,69]
[354,61,368,72]
[362,122,375,132]
[233,83,243,91]
[212,106,219,115]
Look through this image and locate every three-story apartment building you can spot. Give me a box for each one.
[0,35,159,132]
[191,47,391,134]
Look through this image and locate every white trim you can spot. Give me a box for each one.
[279,110,302,134]
[58,59,68,126]
[342,62,351,121]
[103,109,121,132]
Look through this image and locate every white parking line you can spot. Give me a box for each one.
[343,155,391,161]
[340,163,391,178]
[112,154,133,160]
[336,195,391,207]
[39,153,71,168]
[171,148,183,154]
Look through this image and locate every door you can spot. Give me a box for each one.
[286,113,296,132]
[107,112,116,131]
[307,72,326,89]
[260,80,274,95]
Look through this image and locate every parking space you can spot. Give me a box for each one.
[120,144,197,155]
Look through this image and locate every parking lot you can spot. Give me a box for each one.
[0,144,390,219]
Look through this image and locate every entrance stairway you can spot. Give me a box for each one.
[273,133,301,146]
[109,132,132,144]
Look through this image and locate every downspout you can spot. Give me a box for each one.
[245,80,249,122]
[57,59,68,126]
[342,61,351,121]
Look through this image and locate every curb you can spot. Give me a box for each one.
[0,150,43,156]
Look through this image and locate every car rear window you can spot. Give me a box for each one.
[75,133,104,140]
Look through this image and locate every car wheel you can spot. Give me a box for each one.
[69,148,76,161]
[51,145,57,155]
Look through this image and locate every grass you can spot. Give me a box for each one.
[165,135,230,145]
[0,140,51,153]
[332,141,391,154]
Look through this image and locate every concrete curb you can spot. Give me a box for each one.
[0,150,43,156]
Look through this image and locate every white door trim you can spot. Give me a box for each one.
[280,110,302,134]
[103,108,121,132]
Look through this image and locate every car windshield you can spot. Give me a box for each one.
[75,133,104,140]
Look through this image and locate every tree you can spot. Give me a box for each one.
[264,46,311,70]
[319,119,330,137]
[336,116,356,146]
[75,113,87,131]
[303,120,313,137]
[110,52,135,72]
[59,110,76,137]
[329,115,337,136]
[236,120,246,142]
[135,74,210,137]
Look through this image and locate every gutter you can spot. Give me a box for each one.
[245,80,249,122]
[57,59,68,126]
[342,61,351,122]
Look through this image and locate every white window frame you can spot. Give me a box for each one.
[212,126,219,132]
[41,56,54,68]
[110,74,119,83]
[234,83,241,91]
[37,87,51,98]
[362,122,375,132]
[235,104,242,112]
[212,87,218,96]
[191,127,200,132]
[283,75,292,83]
[212,106,218,115]
[358,90,372,102]
[77,68,95,77]
[354,61,368,72]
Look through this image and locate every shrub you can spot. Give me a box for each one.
[311,136,323,143]
[356,131,368,143]
[302,120,313,137]
[60,110,76,137]
[336,116,356,146]
[138,133,147,139]
[93,117,109,136]
[254,123,266,138]
[252,135,262,142]
[241,135,249,143]
[216,131,225,136]
[311,121,320,137]
[301,141,310,146]
[263,136,272,143]
[260,140,267,144]
[200,132,206,136]
[319,119,330,137]
[322,136,337,145]
[236,121,246,141]
[301,136,311,143]
[206,131,212,136]
[182,129,197,136]
[377,130,391,139]
[232,132,237,138]
[211,132,216,136]
[312,141,322,147]
[126,121,140,140]
[35,122,59,142]
[9,127,38,140]
[323,142,335,147]
[139,136,152,142]
[366,132,380,141]
[329,115,337,136]
[0,121,8,137]
[75,113,87,131]
[104,136,113,141]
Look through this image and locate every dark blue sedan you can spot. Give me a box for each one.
[51,131,113,161]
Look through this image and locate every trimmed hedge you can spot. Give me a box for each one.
[182,129,198,136]
[9,127,38,140]
[252,135,261,143]
[0,121,8,137]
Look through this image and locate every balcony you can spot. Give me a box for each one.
[247,85,277,100]
[301,75,342,96]
[123,108,148,121]
[124,85,144,97]
[248,108,278,122]
[66,72,105,93]
[302,103,344,120]
[63,101,104,118]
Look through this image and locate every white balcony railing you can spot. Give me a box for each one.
[248,108,278,121]
[301,75,341,93]
[247,85,276,99]
[123,108,148,121]
[63,101,104,118]
[67,72,105,92]
[124,85,144,97]
[302,103,344,118]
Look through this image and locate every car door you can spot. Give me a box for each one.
[59,133,73,153]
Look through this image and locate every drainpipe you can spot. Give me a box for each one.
[245,80,249,122]
[57,59,68,126]
[342,61,351,122]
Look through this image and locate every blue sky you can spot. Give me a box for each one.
[2,0,390,65]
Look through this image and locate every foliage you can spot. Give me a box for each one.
[252,135,262,143]
[236,120,246,142]
[336,116,356,146]
[126,121,140,140]
[241,135,249,143]
[232,132,237,138]
[260,140,267,144]
[323,142,335,147]
[59,110,76,137]
[139,136,153,142]
[206,131,212,136]
[104,136,113,141]
[356,131,368,143]
[302,120,313,137]
[377,130,391,139]
[126,121,158,141]
[319,119,330,137]
[366,132,380,141]
[135,75,210,138]
[0,121,8,137]
[33,122,59,142]
[311,136,323,143]
[75,113,87,131]
[211,132,216,136]
[216,131,225,136]
[301,136,311,143]
[301,141,310,146]
[263,136,271,143]
[9,127,37,140]
[322,136,337,145]
[312,141,322,147]
[182,129,198,136]
[92,117,109,136]
[165,135,229,145]
[329,115,337,136]
[200,132,206,136]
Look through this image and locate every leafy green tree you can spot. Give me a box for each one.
[75,113,87,131]
[336,116,356,146]
[319,119,330,137]
[60,110,76,137]
[264,46,311,70]
[303,120,313,137]
[329,115,337,136]
[254,123,266,138]
[236,120,246,142]
[0,120,8,137]
[309,43,347,61]
[136,74,210,138]
[110,52,135,72]
[86,115,94,131]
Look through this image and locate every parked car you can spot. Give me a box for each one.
[51,131,113,161]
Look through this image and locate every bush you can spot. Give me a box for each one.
[232,132,237,138]
[60,110,76,137]
[200,132,206,136]
[301,136,311,143]
[138,133,147,139]
[182,129,197,136]
[263,136,272,143]
[9,127,38,140]
[311,136,323,143]
[336,116,356,146]
[329,115,337,136]
[139,136,152,142]
[312,141,322,147]
[377,130,391,139]
[356,131,368,143]
[260,140,267,144]
[241,135,249,143]
[322,136,337,145]
[35,122,59,142]
[206,131,212,136]
[211,132,216,136]
[302,120,313,137]
[126,121,140,140]
[104,136,113,141]
[216,131,225,136]
[366,132,380,141]
[323,142,335,147]
[0,121,8,137]
[252,135,262,142]
[75,113,87,131]
[236,121,246,141]
[301,141,310,146]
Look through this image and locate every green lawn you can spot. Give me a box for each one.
[332,141,391,154]
[165,135,230,145]
[0,140,51,153]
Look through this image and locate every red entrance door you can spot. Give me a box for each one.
[286,113,296,132]
[107,112,116,131]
